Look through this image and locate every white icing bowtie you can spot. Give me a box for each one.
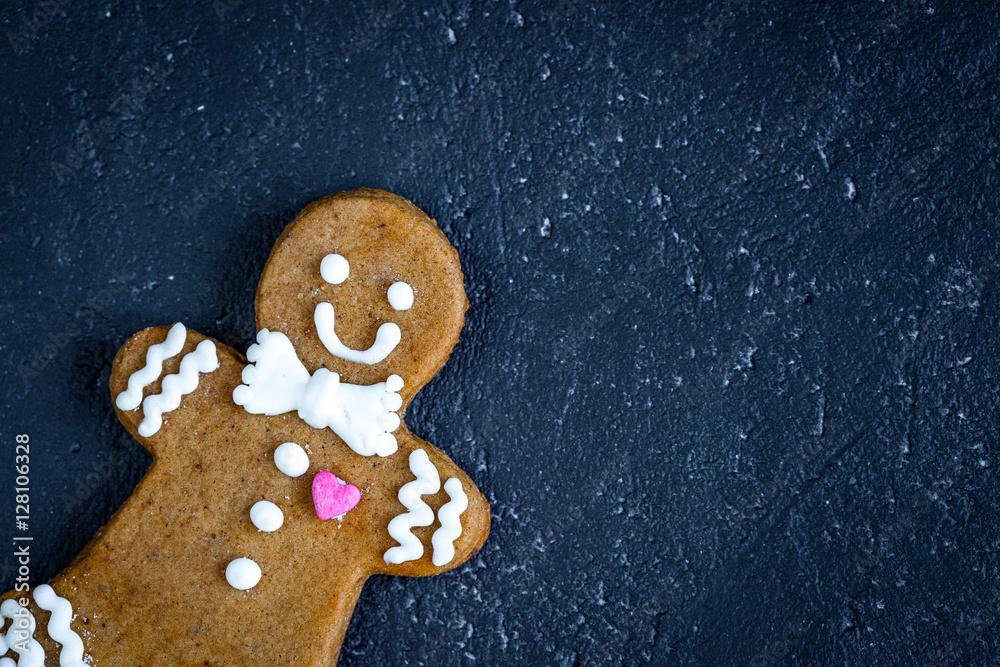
[233,329,404,457]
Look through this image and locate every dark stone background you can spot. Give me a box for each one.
[2,0,998,664]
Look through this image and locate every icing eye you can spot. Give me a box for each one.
[320,254,349,285]
[387,282,414,311]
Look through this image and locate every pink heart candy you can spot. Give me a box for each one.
[312,471,361,520]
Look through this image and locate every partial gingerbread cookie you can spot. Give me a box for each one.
[1,189,490,665]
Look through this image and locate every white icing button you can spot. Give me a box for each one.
[320,254,349,285]
[274,442,309,477]
[250,500,284,532]
[226,558,262,590]
[387,281,414,311]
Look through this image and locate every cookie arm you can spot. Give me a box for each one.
[372,432,490,578]
[109,324,244,460]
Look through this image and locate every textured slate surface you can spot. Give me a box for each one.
[2,0,999,664]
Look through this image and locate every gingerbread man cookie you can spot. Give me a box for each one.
[1,189,490,665]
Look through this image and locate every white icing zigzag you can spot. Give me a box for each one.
[116,322,187,411]
[431,478,468,566]
[384,449,440,565]
[314,302,401,365]
[233,329,404,457]
[33,584,88,667]
[0,598,44,667]
[138,340,219,437]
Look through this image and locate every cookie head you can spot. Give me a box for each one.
[254,189,468,402]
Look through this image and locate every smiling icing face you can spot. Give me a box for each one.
[251,210,467,402]
[235,252,419,458]
[313,254,413,365]
[234,251,415,458]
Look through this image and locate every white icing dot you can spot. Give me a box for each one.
[250,500,284,532]
[320,254,350,285]
[274,442,309,477]
[387,282,414,310]
[226,558,262,590]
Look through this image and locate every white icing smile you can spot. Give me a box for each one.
[314,302,401,365]
[316,254,413,365]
